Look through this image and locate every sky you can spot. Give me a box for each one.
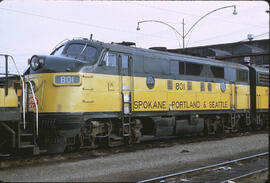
[0,0,269,73]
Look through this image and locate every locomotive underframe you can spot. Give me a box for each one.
[30,108,269,153]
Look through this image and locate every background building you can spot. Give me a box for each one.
[168,39,269,67]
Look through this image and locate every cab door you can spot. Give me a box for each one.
[118,54,133,115]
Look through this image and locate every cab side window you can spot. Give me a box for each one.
[121,54,129,69]
[102,52,117,67]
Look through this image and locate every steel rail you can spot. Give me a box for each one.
[220,167,269,183]
[138,152,268,183]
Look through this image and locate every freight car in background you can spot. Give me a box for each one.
[0,54,39,154]
[22,38,268,154]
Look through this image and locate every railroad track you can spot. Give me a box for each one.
[0,131,267,169]
[138,152,269,183]
[220,167,268,183]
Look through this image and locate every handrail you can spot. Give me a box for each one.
[27,80,39,136]
[52,38,69,52]
[0,54,26,129]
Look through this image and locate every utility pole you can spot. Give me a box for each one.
[182,18,185,49]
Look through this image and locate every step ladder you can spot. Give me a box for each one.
[256,112,262,126]
[17,121,40,154]
[17,79,40,155]
[229,112,239,133]
[122,117,131,137]
[121,91,131,137]
[230,112,236,129]
[246,112,251,126]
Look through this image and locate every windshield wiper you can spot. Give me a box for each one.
[77,43,88,58]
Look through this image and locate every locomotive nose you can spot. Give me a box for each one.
[28,55,82,74]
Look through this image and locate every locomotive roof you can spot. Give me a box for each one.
[65,39,249,70]
[248,65,269,74]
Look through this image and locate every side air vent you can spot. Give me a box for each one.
[258,73,269,85]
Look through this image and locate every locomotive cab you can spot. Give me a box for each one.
[25,39,120,152]
[27,40,103,74]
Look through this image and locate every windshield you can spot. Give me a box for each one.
[51,45,65,56]
[65,43,98,64]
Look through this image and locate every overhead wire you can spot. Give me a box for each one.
[186,23,268,47]
[238,32,269,42]
[0,7,128,33]
[128,1,268,28]
[172,31,182,48]
[0,3,268,49]
[126,1,197,17]
[185,28,194,48]
[127,1,268,47]
[0,6,193,48]
[0,7,178,42]
[190,29,269,46]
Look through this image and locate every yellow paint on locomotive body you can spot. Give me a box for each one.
[28,73,122,113]
[28,72,251,114]
[167,81,231,111]
[175,81,230,110]
[134,79,233,111]
[133,77,168,111]
[0,88,4,107]
[0,87,19,108]
[256,86,269,109]
[235,84,250,110]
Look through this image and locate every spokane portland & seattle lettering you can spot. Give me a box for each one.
[133,100,228,110]
[133,101,166,109]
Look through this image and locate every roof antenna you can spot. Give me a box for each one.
[90,34,93,40]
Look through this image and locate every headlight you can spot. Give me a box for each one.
[30,55,45,71]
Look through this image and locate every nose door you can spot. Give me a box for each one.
[230,81,237,110]
[118,54,133,115]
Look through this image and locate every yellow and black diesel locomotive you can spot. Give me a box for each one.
[0,54,38,154]
[24,38,269,153]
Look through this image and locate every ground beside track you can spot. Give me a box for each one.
[0,133,268,182]
[236,171,268,183]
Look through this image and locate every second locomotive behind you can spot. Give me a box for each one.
[24,38,269,153]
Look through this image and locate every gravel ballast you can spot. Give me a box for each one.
[0,133,268,182]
